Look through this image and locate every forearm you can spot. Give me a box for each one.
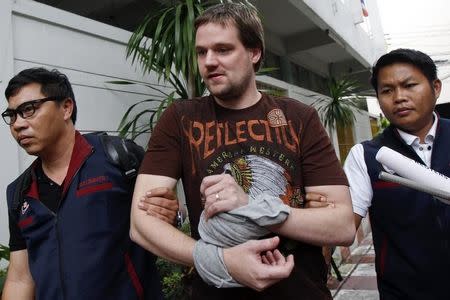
[2,279,34,300]
[270,205,355,246]
[3,250,34,300]
[130,174,196,266]
[271,185,355,246]
[130,212,196,266]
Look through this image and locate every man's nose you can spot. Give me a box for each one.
[393,87,407,103]
[11,114,28,130]
[204,51,218,67]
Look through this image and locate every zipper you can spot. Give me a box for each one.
[56,147,94,300]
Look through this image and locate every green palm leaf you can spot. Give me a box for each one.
[312,77,364,132]
[117,0,216,139]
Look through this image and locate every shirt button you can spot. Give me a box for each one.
[419,147,423,151]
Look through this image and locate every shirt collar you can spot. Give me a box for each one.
[396,112,437,146]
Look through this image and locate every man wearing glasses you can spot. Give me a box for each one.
[1,68,177,300]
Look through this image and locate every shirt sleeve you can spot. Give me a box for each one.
[343,144,373,217]
[139,103,182,179]
[300,108,348,186]
[8,209,27,251]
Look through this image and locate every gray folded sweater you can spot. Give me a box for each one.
[193,193,291,288]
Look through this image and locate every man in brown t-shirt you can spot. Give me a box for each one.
[130,3,355,299]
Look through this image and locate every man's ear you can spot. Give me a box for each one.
[249,48,262,65]
[433,79,442,99]
[61,98,74,121]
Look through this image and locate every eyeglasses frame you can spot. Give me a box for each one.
[2,96,66,125]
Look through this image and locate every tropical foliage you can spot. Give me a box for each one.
[312,77,365,133]
[116,0,211,138]
[379,115,390,130]
[0,244,10,295]
[375,115,390,136]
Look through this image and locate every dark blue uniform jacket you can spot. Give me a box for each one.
[6,131,163,300]
[362,118,450,300]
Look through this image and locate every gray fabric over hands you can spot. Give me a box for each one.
[193,193,291,287]
[193,240,241,288]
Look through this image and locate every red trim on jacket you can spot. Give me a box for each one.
[63,131,93,195]
[18,216,34,228]
[378,236,388,278]
[373,180,401,189]
[76,182,113,197]
[27,178,39,199]
[25,160,40,200]
[124,252,144,300]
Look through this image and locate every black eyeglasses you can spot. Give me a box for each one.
[2,96,65,125]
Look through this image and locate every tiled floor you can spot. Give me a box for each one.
[329,234,379,300]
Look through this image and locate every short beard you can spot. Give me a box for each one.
[207,69,253,102]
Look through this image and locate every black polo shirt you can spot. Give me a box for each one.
[8,164,62,251]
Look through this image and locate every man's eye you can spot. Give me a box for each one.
[217,48,229,53]
[380,88,392,94]
[21,104,35,114]
[4,110,15,117]
[196,49,206,56]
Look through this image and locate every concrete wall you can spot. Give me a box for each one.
[0,0,16,248]
[353,109,373,144]
[291,0,386,67]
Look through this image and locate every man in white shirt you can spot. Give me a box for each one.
[310,48,450,299]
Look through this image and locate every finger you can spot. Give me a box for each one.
[287,254,294,265]
[204,199,234,219]
[265,251,277,265]
[304,201,328,209]
[142,196,179,210]
[204,174,240,198]
[146,204,177,219]
[203,188,224,207]
[203,188,233,215]
[138,197,149,211]
[259,255,294,280]
[200,174,226,195]
[261,255,270,265]
[146,210,171,224]
[203,183,225,200]
[142,195,179,206]
[249,236,280,253]
[272,249,285,265]
[146,187,177,200]
[305,192,326,202]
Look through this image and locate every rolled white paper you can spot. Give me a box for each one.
[379,171,450,204]
[376,146,450,201]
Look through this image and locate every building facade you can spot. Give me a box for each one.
[0,0,385,247]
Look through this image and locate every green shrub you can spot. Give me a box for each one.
[0,244,10,296]
[156,221,192,299]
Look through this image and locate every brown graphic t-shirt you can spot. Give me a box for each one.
[140,93,347,299]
